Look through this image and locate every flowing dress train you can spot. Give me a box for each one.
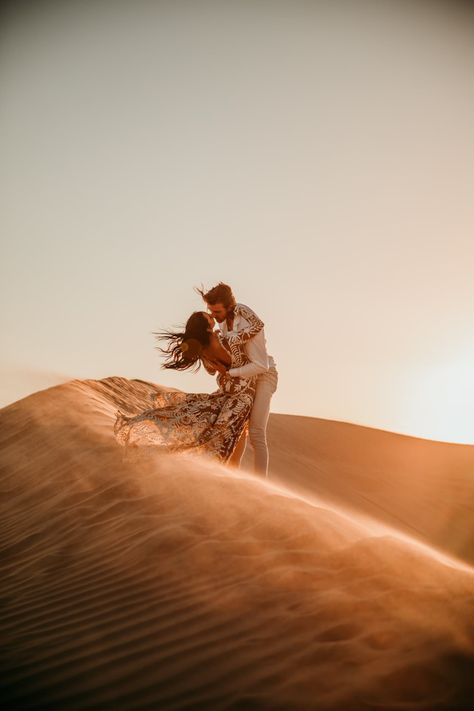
[113,330,259,463]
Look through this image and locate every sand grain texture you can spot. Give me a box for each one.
[1,376,473,710]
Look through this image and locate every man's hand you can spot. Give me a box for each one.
[214,362,230,375]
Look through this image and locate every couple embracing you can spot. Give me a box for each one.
[114,282,278,477]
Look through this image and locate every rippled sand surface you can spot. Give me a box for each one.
[1,376,473,710]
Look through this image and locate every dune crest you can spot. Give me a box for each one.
[1,376,473,709]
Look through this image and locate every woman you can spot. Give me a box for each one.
[113,308,264,463]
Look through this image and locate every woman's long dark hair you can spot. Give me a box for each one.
[153,311,212,372]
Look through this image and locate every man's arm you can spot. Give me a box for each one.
[224,304,264,346]
[228,330,270,377]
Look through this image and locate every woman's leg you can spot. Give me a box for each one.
[228,422,248,467]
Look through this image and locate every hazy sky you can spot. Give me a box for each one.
[1,0,473,443]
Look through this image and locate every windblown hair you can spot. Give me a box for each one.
[153,311,211,372]
[194,282,236,308]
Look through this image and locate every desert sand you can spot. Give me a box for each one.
[1,375,473,710]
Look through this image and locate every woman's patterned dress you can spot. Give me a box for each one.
[113,306,264,463]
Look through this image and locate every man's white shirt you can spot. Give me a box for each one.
[217,303,276,378]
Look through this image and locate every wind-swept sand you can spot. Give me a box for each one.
[0,364,72,409]
[1,376,473,710]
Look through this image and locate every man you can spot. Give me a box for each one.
[195,282,278,477]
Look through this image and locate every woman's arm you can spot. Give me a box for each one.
[201,356,217,376]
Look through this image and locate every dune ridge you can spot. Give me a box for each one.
[0,376,473,710]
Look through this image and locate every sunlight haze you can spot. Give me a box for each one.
[1,0,473,443]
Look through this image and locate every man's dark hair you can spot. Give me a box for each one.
[194,282,236,308]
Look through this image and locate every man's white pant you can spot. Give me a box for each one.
[233,366,278,477]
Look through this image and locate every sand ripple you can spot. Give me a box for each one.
[1,377,473,709]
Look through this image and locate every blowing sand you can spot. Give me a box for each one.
[1,376,473,710]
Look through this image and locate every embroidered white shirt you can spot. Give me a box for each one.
[217,303,276,378]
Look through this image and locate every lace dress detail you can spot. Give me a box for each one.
[113,331,258,463]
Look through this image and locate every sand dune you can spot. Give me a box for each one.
[243,413,474,567]
[1,376,473,710]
